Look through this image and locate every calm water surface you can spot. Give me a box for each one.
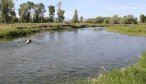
[0,27,146,84]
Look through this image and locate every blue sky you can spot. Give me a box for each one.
[14,0,146,19]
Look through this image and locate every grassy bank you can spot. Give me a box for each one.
[71,53,146,84]
[72,24,146,84]
[0,23,96,38]
[83,52,146,84]
[107,24,146,36]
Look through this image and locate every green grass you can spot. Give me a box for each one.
[0,23,101,38]
[107,24,146,36]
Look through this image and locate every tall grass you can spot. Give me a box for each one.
[107,24,146,36]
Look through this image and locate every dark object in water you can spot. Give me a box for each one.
[25,40,32,44]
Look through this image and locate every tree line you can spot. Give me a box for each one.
[0,0,66,23]
[84,15,138,24]
[0,0,145,24]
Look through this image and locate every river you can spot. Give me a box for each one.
[0,27,146,84]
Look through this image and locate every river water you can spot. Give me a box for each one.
[0,27,146,84]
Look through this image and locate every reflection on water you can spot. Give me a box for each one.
[0,27,146,84]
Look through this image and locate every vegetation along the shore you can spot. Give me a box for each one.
[74,52,146,84]
[1,0,146,84]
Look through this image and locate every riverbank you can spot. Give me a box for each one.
[73,52,146,84]
[107,24,146,36]
[75,24,146,84]
[88,52,146,84]
[0,23,98,38]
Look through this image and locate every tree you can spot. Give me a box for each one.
[80,16,83,22]
[48,5,55,22]
[38,3,46,23]
[18,3,28,22]
[18,1,34,23]
[9,10,17,23]
[33,4,39,23]
[33,3,46,23]
[11,15,18,23]
[57,1,65,22]
[57,9,65,22]
[26,1,34,22]
[126,15,137,24]
[140,14,145,23]
[0,0,2,23]
[72,10,79,23]
[84,18,94,23]
[110,15,120,24]
[120,15,137,24]
[0,0,14,23]
[103,17,110,24]
[94,16,104,23]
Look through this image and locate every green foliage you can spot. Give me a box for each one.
[11,16,18,23]
[123,15,137,24]
[94,16,104,23]
[72,10,79,23]
[19,2,33,23]
[57,9,65,22]
[48,5,55,22]
[140,14,145,23]
[103,17,110,24]
[140,14,146,23]
[19,2,45,23]
[84,18,94,23]
[43,17,50,22]
[26,1,34,22]
[85,15,137,24]
[33,3,46,23]
[0,0,14,23]
[80,16,83,22]
[110,15,120,24]
[56,1,65,22]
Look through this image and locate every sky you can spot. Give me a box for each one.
[14,0,146,19]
